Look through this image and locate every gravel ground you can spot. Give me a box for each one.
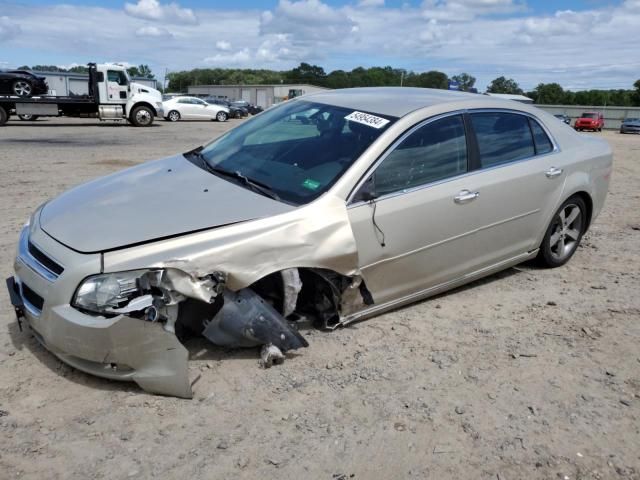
[0,118,639,480]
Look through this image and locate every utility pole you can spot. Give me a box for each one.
[400,71,404,87]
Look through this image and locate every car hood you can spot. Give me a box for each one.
[623,120,640,126]
[39,154,295,253]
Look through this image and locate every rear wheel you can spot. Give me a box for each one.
[167,110,180,122]
[130,105,154,127]
[18,114,39,121]
[536,196,587,268]
[0,107,8,126]
[12,80,32,97]
[216,111,228,122]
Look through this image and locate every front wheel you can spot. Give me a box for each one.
[18,114,39,121]
[0,106,8,126]
[216,111,228,122]
[167,110,180,122]
[536,196,587,268]
[130,105,154,127]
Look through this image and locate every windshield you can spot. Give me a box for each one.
[581,113,597,119]
[198,100,396,205]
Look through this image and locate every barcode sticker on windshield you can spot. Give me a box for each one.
[344,111,390,129]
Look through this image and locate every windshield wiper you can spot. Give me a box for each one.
[208,166,281,201]
[184,147,280,201]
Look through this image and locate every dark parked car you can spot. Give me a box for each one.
[620,117,640,134]
[204,97,247,118]
[554,114,571,125]
[0,70,48,97]
[231,100,263,115]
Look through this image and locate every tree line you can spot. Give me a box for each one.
[167,63,640,107]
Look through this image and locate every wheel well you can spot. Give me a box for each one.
[570,191,593,231]
[249,268,372,329]
[131,102,156,117]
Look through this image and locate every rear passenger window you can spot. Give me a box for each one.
[529,118,553,154]
[374,115,467,196]
[471,113,535,167]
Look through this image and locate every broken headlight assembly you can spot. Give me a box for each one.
[72,270,160,315]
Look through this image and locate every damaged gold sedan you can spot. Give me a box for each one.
[7,88,611,397]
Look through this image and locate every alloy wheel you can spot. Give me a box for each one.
[548,203,583,261]
[13,81,32,96]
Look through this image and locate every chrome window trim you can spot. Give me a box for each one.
[17,227,61,283]
[347,108,560,207]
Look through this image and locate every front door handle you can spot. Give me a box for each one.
[545,166,563,178]
[454,189,479,204]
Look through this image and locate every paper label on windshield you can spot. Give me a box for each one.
[344,111,390,129]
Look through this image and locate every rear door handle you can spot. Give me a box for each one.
[545,166,563,178]
[454,189,479,204]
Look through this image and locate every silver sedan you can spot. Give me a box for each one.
[7,88,612,397]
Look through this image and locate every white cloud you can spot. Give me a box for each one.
[3,1,640,92]
[421,0,524,21]
[203,49,252,66]
[124,0,197,25]
[358,0,384,7]
[260,0,358,45]
[136,25,173,37]
[0,16,21,41]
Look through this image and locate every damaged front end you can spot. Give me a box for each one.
[72,265,372,398]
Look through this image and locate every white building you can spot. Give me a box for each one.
[187,84,328,109]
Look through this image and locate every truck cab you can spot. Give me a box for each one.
[92,63,164,126]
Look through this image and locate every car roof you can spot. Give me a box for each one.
[301,87,494,118]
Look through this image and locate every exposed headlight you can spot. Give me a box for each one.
[72,269,160,314]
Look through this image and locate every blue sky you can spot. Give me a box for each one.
[1,0,638,91]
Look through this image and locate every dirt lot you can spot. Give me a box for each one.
[0,117,639,480]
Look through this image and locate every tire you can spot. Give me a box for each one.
[536,195,587,268]
[12,79,33,97]
[0,107,8,126]
[167,110,180,122]
[130,105,154,127]
[18,114,39,121]
[216,111,228,122]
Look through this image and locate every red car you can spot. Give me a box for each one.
[574,112,604,132]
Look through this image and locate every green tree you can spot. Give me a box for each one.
[486,76,523,95]
[533,83,565,104]
[285,63,326,85]
[31,65,65,72]
[127,65,154,79]
[451,72,476,92]
[68,65,89,74]
[406,70,449,89]
[633,79,640,106]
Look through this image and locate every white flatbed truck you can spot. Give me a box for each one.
[0,63,164,126]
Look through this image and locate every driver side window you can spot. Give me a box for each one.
[374,115,468,196]
[107,70,128,86]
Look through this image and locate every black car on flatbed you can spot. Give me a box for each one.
[0,70,48,97]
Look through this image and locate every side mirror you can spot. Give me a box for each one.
[355,174,377,202]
